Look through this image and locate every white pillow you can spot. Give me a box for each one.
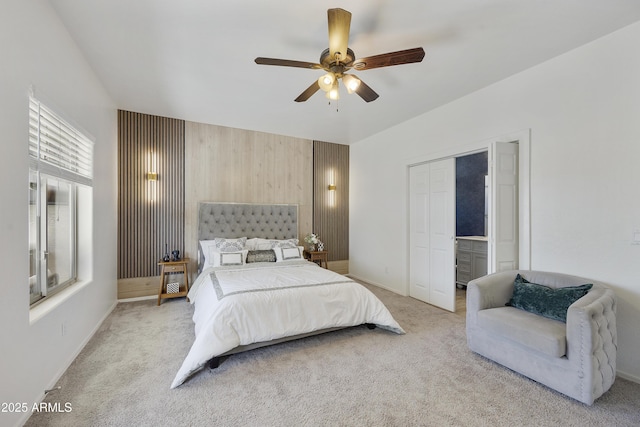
[255,238,299,250]
[209,249,248,267]
[274,246,304,262]
[245,238,260,251]
[199,240,217,268]
[214,237,247,252]
[200,238,247,269]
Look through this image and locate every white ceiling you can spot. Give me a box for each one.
[50,0,640,145]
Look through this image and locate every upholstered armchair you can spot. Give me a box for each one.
[466,270,617,405]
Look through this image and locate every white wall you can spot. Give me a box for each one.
[0,1,117,426]
[350,22,640,382]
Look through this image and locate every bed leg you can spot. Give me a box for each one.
[365,323,376,330]
[208,357,221,370]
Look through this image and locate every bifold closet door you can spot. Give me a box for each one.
[409,158,456,312]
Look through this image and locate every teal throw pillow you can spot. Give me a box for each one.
[506,274,593,322]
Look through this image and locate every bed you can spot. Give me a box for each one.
[171,202,404,388]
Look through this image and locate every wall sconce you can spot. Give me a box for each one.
[147,151,158,202]
[327,169,336,207]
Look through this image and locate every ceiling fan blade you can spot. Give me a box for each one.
[328,8,351,62]
[255,57,323,69]
[354,79,379,103]
[294,80,321,102]
[351,47,425,70]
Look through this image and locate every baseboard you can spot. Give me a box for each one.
[347,274,407,296]
[327,259,349,275]
[118,295,157,303]
[20,299,117,427]
[117,276,160,299]
[617,369,640,384]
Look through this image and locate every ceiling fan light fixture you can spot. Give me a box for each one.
[318,73,335,92]
[326,80,340,100]
[342,74,361,94]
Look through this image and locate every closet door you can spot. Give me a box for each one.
[409,163,430,303]
[490,141,519,272]
[409,159,456,312]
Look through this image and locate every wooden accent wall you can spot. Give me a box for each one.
[117,114,348,298]
[313,141,349,268]
[117,110,185,281]
[184,121,313,275]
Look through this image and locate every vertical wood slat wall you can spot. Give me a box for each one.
[183,121,313,274]
[118,110,185,279]
[313,141,349,261]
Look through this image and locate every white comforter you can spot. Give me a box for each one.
[171,260,404,388]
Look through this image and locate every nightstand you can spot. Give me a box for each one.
[304,250,328,269]
[157,258,190,306]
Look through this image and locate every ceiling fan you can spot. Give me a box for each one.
[255,8,425,103]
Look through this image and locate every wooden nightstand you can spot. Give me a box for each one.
[304,250,328,269]
[157,258,190,306]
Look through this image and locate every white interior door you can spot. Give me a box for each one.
[428,159,456,311]
[409,159,456,312]
[409,164,430,302]
[490,141,519,272]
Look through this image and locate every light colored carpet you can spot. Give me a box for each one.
[26,282,640,427]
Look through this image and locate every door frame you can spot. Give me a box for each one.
[405,129,531,296]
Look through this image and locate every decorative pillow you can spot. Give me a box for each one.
[214,237,247,252]
[245,238,260,251]
[254,238,299,250]
[246,250,277,263]
[274,246,304,262]
[209,249,248,267]
[199,240,217,268]
[506,274,593,322]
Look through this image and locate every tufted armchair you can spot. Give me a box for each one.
[466,270,617,405]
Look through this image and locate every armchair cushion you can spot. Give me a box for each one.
[478,307,567,357]
[506,274,592,322]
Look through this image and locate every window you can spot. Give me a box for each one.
[28,96,93,306]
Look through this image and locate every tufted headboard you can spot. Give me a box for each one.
[197,202,298,268]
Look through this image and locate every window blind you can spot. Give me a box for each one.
[29,96,94,186]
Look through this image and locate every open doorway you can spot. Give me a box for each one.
[408,136,526,312]
[455,151,488,289]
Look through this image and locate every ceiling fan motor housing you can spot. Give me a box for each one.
[320,47,356,74]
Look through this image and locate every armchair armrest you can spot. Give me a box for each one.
[566,285,617,358]
[466,271,519,325]
[467,271,519,310]
[565,285,617,402]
